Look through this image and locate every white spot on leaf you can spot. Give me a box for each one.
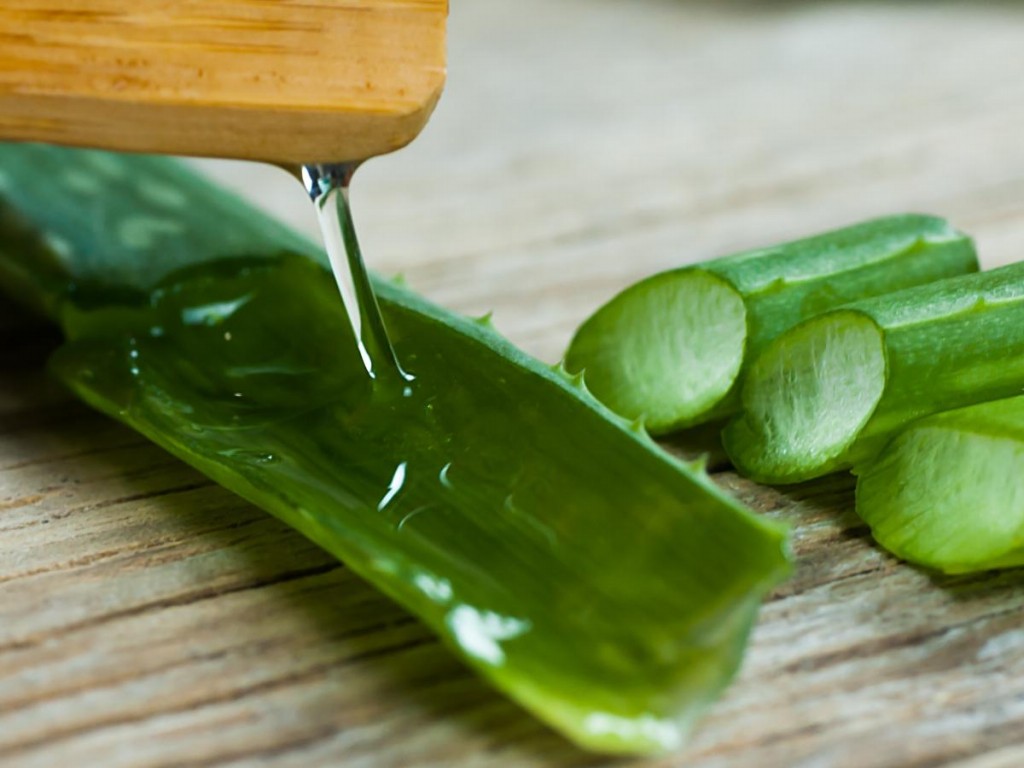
[65,171,102,195]
[377,462,408,511]
[43,232,74,262]
[139,181,187,210]
[447,605,530,666]
[118,217,184,249]
[413,574,453,604]
[83,151,126,179]
[584,712,683,751]
[181,296,252,327]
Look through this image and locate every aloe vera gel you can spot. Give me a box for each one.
[724,263,1024,484]
[0,144,791,755]
[855,396,1024,574]
[565,216,977,433]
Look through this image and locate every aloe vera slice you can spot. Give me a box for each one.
[724,262,1024,484]
[0,144,791,756]
[855,396,1024,573]
[564,216,977,433]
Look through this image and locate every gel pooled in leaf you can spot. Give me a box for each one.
[0,144,791,756]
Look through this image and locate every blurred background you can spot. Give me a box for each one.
[198,0,1024,362]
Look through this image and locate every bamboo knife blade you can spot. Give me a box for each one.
[0,0,447,164]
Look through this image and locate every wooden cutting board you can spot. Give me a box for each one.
[4,1,1024,765]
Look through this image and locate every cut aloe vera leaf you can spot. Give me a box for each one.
[855,396,1024,573]
[564,215,977,434]
[0,143,791,756]
[724,262,1024,484]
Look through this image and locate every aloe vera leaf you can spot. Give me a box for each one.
[0,144,791,756]
[854,396,1024,574]
[723,262,1024,484]
[563,215,977,434]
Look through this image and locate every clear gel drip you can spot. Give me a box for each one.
[302,163,409,386]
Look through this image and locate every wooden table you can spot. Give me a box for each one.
[4,1,1024,765]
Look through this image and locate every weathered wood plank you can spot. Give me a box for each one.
[5,0,1024,765]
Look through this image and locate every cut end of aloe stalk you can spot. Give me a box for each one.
[856,400,1024,573]
[565,269,747,433]
[723,310,886,484]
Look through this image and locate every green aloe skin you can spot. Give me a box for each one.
[855,396,1024,574]
[0,144,791,756]
[564,216,977,434]
[724,262,1024,485]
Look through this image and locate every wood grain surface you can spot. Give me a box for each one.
[4,1,1024,766]
[0,0,447,163]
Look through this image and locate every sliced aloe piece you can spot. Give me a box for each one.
[724,263,1024,484]
[855,396,1024,573]
[0,143,791,756]
[565,215,977,433]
